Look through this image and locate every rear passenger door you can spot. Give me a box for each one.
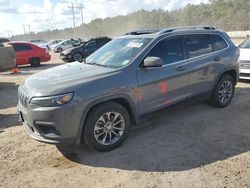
[12,43,32,65]
[184,34,218,95]
[137,36,190,113]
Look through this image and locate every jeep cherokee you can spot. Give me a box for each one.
[18,26,239,152]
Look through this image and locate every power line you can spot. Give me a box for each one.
[68,2,85,38]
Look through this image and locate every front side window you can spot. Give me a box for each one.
[184,34,212,58]
[86,37,152,68]
[13,44,32,52]
[146,36,184,65]
[239,37,250,49]
[210,34,228,51]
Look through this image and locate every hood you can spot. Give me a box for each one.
[22,62,118,96]
[50,43,58,49]
[239,48,250,61]
[62,46,81,54]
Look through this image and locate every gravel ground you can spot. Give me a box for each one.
[0,53,250,188]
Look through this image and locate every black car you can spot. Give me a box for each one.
[0,38,10,43]
[60,37,112,62]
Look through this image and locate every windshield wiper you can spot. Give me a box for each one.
[95,63,107,67]
[84,61,107,67]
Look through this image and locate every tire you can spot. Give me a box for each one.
[57,47,63,53]
[209,74,235,108]
[83,102,130,152]
[73,53,83,62]
[29,58,41,67]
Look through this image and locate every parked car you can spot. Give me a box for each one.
[0,43,16,72]
[60,37,112,62]
[39,39,63,50]
[18,26,239,152]
[0,37,10,43]
[8,42,51,67]
[29,39,48,46]
[51,39,81,53]
[238,37,250,79]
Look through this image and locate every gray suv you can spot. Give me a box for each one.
[18,26,239,151]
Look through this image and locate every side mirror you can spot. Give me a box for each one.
[142,56,163,68]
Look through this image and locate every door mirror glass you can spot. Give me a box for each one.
[143,56,163,68]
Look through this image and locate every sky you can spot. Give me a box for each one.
[0,0,208,37]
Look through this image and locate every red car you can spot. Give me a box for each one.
[8,42,51,67]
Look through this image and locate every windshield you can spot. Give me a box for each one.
[239,37,250,48]
[85,37,152,68]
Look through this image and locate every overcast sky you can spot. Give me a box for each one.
[0,0,208,37]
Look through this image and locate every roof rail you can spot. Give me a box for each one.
[124,29,160,35]
[158,26,216,34]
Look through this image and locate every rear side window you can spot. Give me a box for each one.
[184,34,213,58]
[210,34,228,51]
[12,44,32,52]
[147,36,184,65]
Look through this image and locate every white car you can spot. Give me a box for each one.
[39,39,63,50]
[239,37,250,80]
[50,39,80,53]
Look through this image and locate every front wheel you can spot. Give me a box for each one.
[209,74,235,108]
[83,102,130,152]
[73,53,83,62]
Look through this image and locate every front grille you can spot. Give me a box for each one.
[240,60,250,64]
[240,73,250,77]
[240,60,250,69]
[18,90,29,108]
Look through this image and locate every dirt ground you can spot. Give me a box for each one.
[0,53,250,188]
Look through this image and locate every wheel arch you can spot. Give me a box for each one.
[29,57,41,62]
[222,69,237,84]
[76,95,138,144]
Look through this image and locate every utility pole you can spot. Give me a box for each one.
[6,30,13,39]
[75,3,84,38]
[28,25,31,34]
[23,24,26,41]
[71,2,76,38]
[69,2,84,39]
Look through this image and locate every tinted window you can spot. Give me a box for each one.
[146,36,184,65]
[210,34,227,51]
[185,34,212,58]
[239,37,250,49]
[13,44,32,52]
[0,38,10,43]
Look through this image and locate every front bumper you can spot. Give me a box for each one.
[17,98,82,145]
[240,62,250,80]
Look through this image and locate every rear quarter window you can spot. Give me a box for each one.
[210,34,228,51]
[184,34,213,58]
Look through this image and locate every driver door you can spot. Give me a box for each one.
[137,36,190,114]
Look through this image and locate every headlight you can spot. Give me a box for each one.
[30,92,74,107]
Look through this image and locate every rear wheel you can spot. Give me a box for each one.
[83,102,130,152]
[29,57,41,67]
[209,74,235,108]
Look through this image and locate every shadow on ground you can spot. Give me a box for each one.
[60,87,250,172]
[0,114,20,129]
[0,63,62,77]
[0,82,18,110]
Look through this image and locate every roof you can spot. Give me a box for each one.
[123,26,219,38]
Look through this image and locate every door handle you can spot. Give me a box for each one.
[214,57,221,61]
[176,66,187,72]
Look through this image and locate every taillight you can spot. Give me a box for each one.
[45,47,49,53]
